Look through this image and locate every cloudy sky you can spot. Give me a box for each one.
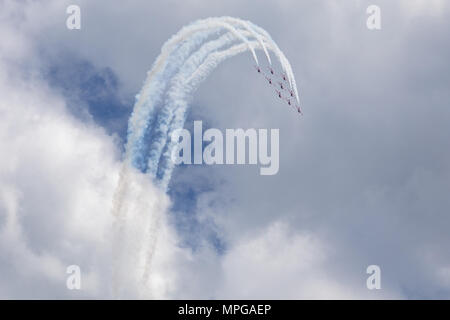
[1,0,449,299]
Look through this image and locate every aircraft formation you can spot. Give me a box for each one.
[255,65,302,115]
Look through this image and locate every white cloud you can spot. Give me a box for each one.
[0,12,180,296]
[218,222,358,299]
[0,76,109,297]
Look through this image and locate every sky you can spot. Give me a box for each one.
[0,0,450,299]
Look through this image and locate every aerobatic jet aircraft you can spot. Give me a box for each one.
[277,81,284,90]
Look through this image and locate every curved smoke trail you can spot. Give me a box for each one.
[111,16,300,297]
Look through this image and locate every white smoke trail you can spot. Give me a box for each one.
[140,25,298,276]
[126,18,258,150]
[148,30,297,187]
[112,25,230,296]
[135,22,270,176]
[245,21,300,102]
[127,30,218,172]
[111,17,300,297]
[139,30,258,283]
[147,31,241,183]
[220,17,272,65]
[147,25,297,188]
[112,30,219,297]
[158,40,288,189]
[127,17,297,172]
[127,17,298,180]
